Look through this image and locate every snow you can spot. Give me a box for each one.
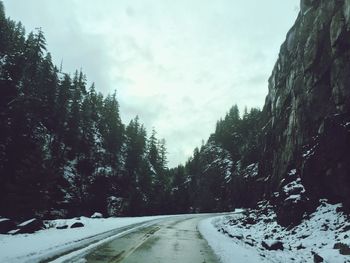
[284,194,302,203]
[262,240,282,248]
[283,178,305,195]
[63,159,77,182]
[199,216,268,263]
[150,164,157,175]
[7,229,20,235]
[95,166,112,175]
[201,142,233,182]
[288,169,297,176]
[90,212,103,218]
[243,163,258,178]
[341,121,350,129]
[281,178,308,204]
[302,143,318,159]
[0,215,169,263]
[234,208,245,214]
[2,204,349,263]
[17,218,36,227]
[200,201,350,263]
[0,218,9,223]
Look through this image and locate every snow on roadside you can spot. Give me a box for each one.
[199,214,268,263]
[0,215,168,263]
[200,202,350,263]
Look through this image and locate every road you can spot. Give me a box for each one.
[61,215,219,263]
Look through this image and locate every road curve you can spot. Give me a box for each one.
[68,215,219,263]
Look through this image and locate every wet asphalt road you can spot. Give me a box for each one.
[79,215,219,263]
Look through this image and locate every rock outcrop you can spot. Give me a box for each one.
[17,218,45,234]
[70,222,84,228]
[258,0,350,215]
[0,218,16,234]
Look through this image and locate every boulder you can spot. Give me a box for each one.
[56,225,68,230]
[17,218,45,234]
[244,239,255,247]
[70,222,84,228]
[276,199,309,227]
[342,225,350,232]
[261,240,284,251]
[7,229,21,235]
[0,218,16,234]
[245,216,256,225]
[274,180,311,226]
[107,196,125,216]
[296,243,306,250]
[91,212,103,219]
[312,252,324,263]
[333,242,350,255]
[231,234,243,240]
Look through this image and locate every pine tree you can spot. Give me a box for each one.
[38,53,58,131]
[169,165,189,213]
[22,28,46,97]
[100,92,124,167]
[147,128,159,172]
[124,117,150,215]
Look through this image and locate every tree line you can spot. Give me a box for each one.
[0,2,264,219]
[0,2,170,219]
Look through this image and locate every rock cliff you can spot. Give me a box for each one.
[259,0,350,220]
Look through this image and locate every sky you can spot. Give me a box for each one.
[3,0,300,167]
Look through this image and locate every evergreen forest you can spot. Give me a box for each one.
[0,2,262,219]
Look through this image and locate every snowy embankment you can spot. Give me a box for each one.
[199,212,269,263]
[0,215,168,263]
[199,201,350,263]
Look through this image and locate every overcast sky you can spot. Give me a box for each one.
[3,0,300,167]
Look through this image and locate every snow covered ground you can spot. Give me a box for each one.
[0,215,169,263]
[1,203,349,263]
[199,200,350,263]
[199,215,269,263]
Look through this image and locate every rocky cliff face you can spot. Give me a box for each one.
[259,0,350,218]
